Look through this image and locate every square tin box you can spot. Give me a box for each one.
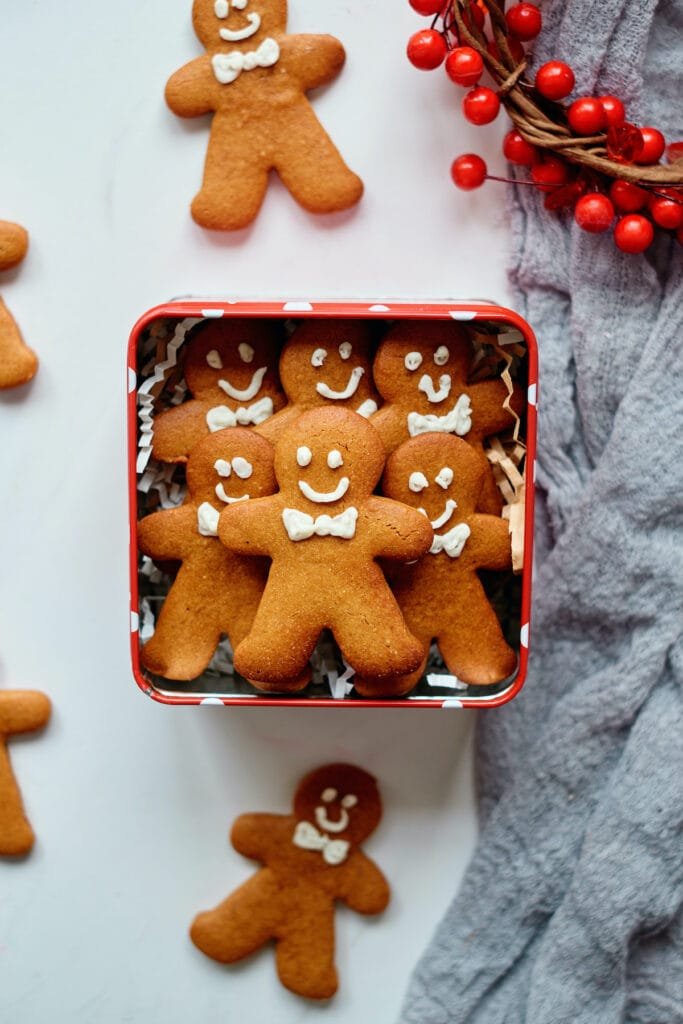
[128,300,537,708]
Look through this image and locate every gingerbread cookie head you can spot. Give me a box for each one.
[275,407,385,511]
[183,319,284,427]
[187,428,275,536]
[293,763,382,847]
[383,434,486,525]
[279,321,379,418]
[193,0,287,51]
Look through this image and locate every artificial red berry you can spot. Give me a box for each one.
[535,61,575,101]
[407,29,448,70]
[531,156,570,192]
[614,214,654,253]
[409,0,445,15]
[505,3,542,41]
[568,97,606,135]
[574,193,614,233]
[487,37,525,64]
[609,179,648,213]
[634,126,666,164]
[649,194,683,230]
[445,47,484,86]
[600,95,626,128]
[451,153,488,190]
[503,129,537,165]
[463,86,500,125]
[667,141,683,164]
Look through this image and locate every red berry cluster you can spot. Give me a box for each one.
[406,0,683,254]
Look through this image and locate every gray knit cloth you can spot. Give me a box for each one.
[399,2,683,1022]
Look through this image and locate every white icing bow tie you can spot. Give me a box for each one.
[206,396,273,431]
[211,38,280,85]
[407,394,472,438]
[430,522,471,557]
[282,506,358,542]
[292,821,350,865]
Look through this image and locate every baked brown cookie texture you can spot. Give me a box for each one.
[151,318,285,463]
[256,319,380,443]
[138,428,279,682]
[356,434,517,697]
[166,0,363,230]
[0,220,38,390]
[370,320,523,513]
[218,407,433,688]
[190,763,390,999]
[0,690,51,856]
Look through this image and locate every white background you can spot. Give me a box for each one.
[1,1,513,1020]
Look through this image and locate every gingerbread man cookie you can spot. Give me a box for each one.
[356,435,516,697]
[257,319,380,443]
[166,0,363,230]
[1,690,51,856]
[152,319,285,464]
[218,407,433,688]
[191,763,389,999]
[370,320,523,513]
[139,429,277,681]
[0,220,38,390]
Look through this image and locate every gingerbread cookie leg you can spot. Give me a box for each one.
[191,869,281,963]
[0,691,51,856]
[438,604,516,685]
[329,584,426,679]
[234,586,321,687]
[141,589,222,681]
[276,904,337,999]
[192,125,270,231]
[0,298,38,391]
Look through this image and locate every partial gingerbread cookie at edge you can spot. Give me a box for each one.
[0,690,51,856]
[190,763,390,999]
[166,0,363,230]
[0,220,38,390]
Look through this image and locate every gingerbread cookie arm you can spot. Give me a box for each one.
[369,405,406,454]
[218,496,279,557]
[365,496,433,561]
[166,57,216,117]
[231,813,292,861]
[468,378,523,442]
[152,401,212,463]
[254,404,304,445]
[338,851,391,915]
[0,691,51,735]
[281,34,346,90]
[0,220,28,270]
[466,514,513,571]
[0,299,38,391]
[138,506,196,562]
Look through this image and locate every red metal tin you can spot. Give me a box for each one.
[128,300,537,708]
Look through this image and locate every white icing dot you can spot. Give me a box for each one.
[327,449,344,469]
[311,348,327,368]
[341,794,357,809]
[232,456,253,479]
[232,0,247,9]
[206,349,223,369]
[409,471,429,493]
[405,352,423,372]
[214,459,232,478]
[435,466,454,490]
[338,342,352,360]
[214,0,229,16]
[238,343,255,364]
[297,446,312,467]
[321,788,337,803]
[434,345,449,366]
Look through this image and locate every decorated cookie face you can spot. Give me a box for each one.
[193,0,287,50]
[293,764,382,846]
[279,321,379,418]
[186,429,276,535]
[275,407,385,510]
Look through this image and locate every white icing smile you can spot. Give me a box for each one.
[215,483,249,504]
[316,366,364,401]
[315,805,349,834]
[298,476,350,504]
[218,365,267,401]
[419,373,452,404]
[420,498,458,531]
[219,11,261,41]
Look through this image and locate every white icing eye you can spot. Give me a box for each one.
[232,0,248,8]
[434,346,449,366]
[214,0,229,17]
[409,471,429,493]
[436,466,454,490]
[231,457,253,479]
[297,446,312,467]
[327,450,344,469]
[339,342,352,360]
[405,352,423,372]
[311,348,327,368]
[206,349,223,369]
[214,459,231,478]
[238,343,254,364]
[341,794,358,809]
[321,788,337,803]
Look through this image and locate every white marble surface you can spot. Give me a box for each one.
[1,1,513,1020]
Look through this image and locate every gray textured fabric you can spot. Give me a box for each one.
[399,2,683,1021]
